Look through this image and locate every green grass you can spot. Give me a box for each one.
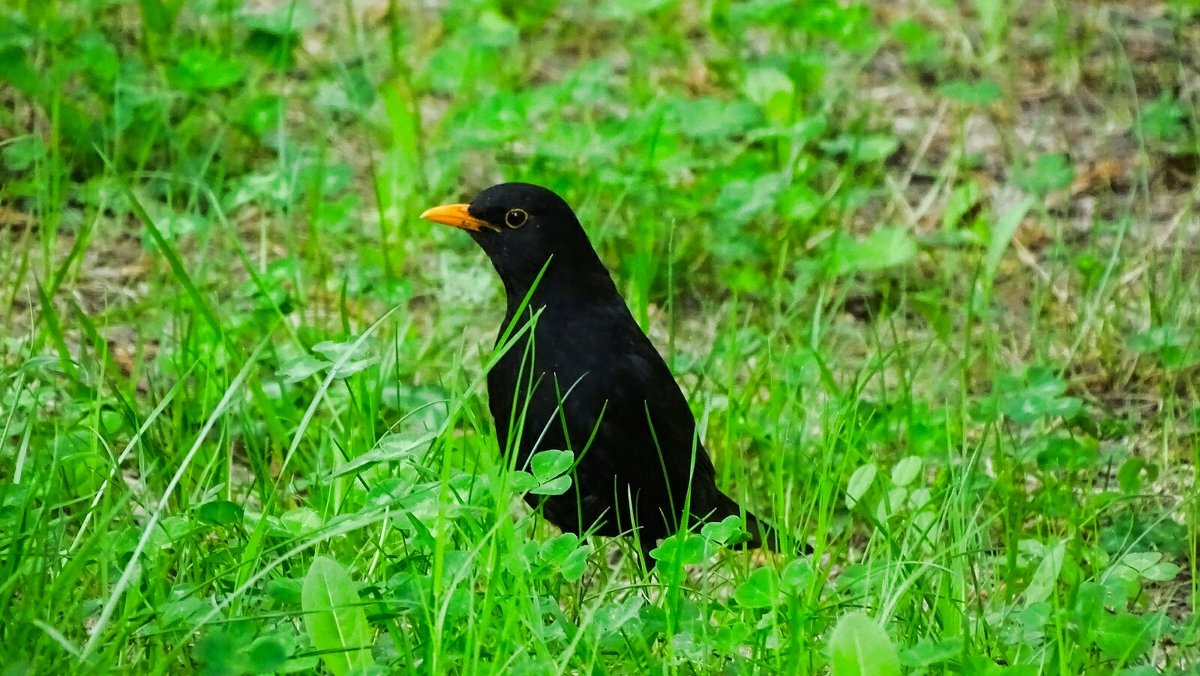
[2,0,1198,673]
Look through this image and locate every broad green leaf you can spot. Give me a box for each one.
[733,567,780,609]
[937,79,1002,105]
[941,180,983,230]
[998,368,1081,424]
[2,135,47,172]
[671,97,761,140]
[194,627,240,673]
[649,532,709,566]
[743,66,794,123]
[821,134,900,163]
[159,597,214,627]
[593,596,643,635]
[1002,389,1081,423]
[899,638,963,667]
[890,456,922,487]
[780,558,814,592]
[301,557,374,676]
[244,635,290,672]
[530,474,572,496]
[510,470,538,493]
[598,0,675,21]
[1128,326,1180,353]
[1117,458,1155,494]
[538,533,580,565]
[1015,153,1075,195]
[265,578,303,606]
[279,507,323,536]
[1118,552,1181,582]
[829,612,901,676]
[1136,94,1188,143]
[313,339,379,378]
[744,66,794,108]
[533,533,591,580]
[1034,433,1099,471]
[197,500,243,526]
[474,9,519,47]
[845,463,877,509]
[1023,540,1065,606]
[983,198,1033,285]
[278,354,330,383]
[1118,551,1163,572]
[1093,612,1155,662]
[329,431,437,479]
[1142,561,1181,582]
[241,1,317,34]
[559,545,591,582]
[701,515,745,546]
[169,47,246,91]
[1128,326,1200,370]
[892,19,944,67]
[530,449,573,482]
[832,227,917,275]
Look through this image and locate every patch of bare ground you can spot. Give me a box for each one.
[850,0,1197,621]
[858,4,1197,390]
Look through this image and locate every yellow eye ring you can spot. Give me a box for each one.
[505,208,528,228]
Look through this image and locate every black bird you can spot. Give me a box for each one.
[422,182,782,568]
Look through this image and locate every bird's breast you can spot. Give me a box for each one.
[489,306,627,448]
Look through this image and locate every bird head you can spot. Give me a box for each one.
[421,183,602,293]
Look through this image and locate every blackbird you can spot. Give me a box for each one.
[422,182,782,568]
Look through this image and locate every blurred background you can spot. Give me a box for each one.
[1,0,1197,672]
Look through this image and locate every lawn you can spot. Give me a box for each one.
[1,0,1197,673]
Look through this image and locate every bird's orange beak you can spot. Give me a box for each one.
[420,203,498,232]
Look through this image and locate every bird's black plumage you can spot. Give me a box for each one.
[422,182,781,568]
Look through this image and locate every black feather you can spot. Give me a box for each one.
[426,183,793,570]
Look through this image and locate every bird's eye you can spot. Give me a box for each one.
[504,208,528,229]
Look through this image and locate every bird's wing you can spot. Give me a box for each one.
[561,334,721,519]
